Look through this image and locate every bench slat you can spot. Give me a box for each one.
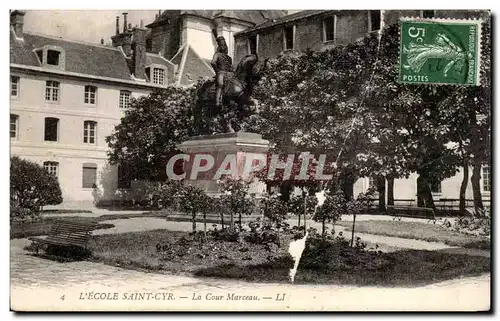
[30,220,96,251]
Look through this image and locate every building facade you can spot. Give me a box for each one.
[10,10,176,208]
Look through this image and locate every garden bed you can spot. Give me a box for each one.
[336,220,490,250]
[87,229,490,287]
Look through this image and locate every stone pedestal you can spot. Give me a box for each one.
[178,132,269,196]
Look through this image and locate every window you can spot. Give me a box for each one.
[146,38,153,52]
[482,165,491,192]
[284,26,294,50]
[249,34,258,54]
[82,163,97,189]
[84,85,97,105]
[45,80,60,102]
[422,10,435,18]
[11,76,19,97]
[47,50,61,65]
[370,10,381,32]
[10,114,18,139]
[323,16,336,42]
[153,68,165,85]
[43,161,59,178]
[430,179,442,193]
[119,90,131,109]
[44,117,59,142]
[83,121,97,144]
[117,164,132,189]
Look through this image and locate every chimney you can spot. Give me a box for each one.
[115,16,120,35]
[10,10,26,38]
[132,26,147,79]
[122,12,128,33]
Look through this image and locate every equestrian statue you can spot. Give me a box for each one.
[194,36,268,134]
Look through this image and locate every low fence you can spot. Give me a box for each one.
[368,197,491,215]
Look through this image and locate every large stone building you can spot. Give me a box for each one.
[232,9,491,208]
[10,10,176,207]
[10,9,490,209]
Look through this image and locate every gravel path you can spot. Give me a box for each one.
[11,214,490,311]
[10,237,490,312]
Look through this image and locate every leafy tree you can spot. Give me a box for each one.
[288,192,318,229]
[260,192,288,247]
[250,18,490,215]
[218,177,255,230]
[346,187,376,246]
[176,184,212,236]
[106,86,197,181]
[10,156,63,213]
[313,190,346,237]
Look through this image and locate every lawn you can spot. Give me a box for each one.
[87,229,490,287]
[337,220,490,250]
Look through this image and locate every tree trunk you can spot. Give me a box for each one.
[471,158,484,217]
[417,174,436,211]
[192,211,197,232]
[279,182,293,202]
[203,212,207,241]
[220,212,225,229]
[459,163,469,214]
[303,188,307,228]
[322,217,326,236]
[350,214,357,247]
[238,212,242,230]
[277,223,281,248]
[387,176,395,206]
[377,176,386,213]
[342,175,355,201]
[230,212,234,229]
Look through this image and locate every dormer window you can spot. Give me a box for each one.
[145,64,168,86]
[47,50,60,65]
[34,46,65,70]
[153,68,165,85]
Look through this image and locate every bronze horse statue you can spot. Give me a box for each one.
[194,54,268,134]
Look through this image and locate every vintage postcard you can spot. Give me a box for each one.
[9,9,491,312]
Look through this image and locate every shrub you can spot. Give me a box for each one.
[217,177,255,229]
[123,180,182,209]
[260,192,288,247]
[313,190,346,236]
[176,184,212,234]
[446,216,491,237]
[299,234,381,271]
[10,156,63,216]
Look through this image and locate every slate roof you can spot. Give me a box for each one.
[235,10,330,35]
[170,44,215,86]
[150,10,287,26]
[10,29,174,82]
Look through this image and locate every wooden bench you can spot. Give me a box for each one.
[386,205,436,223]
[29,220,97,256]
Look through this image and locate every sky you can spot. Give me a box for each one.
[23,10,160,44]
[23,10,300,45]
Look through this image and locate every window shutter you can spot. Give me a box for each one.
[82,163,97,188]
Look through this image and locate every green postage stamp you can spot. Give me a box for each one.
[399,19,481,85]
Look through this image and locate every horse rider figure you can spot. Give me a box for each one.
[211,36,234,108]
